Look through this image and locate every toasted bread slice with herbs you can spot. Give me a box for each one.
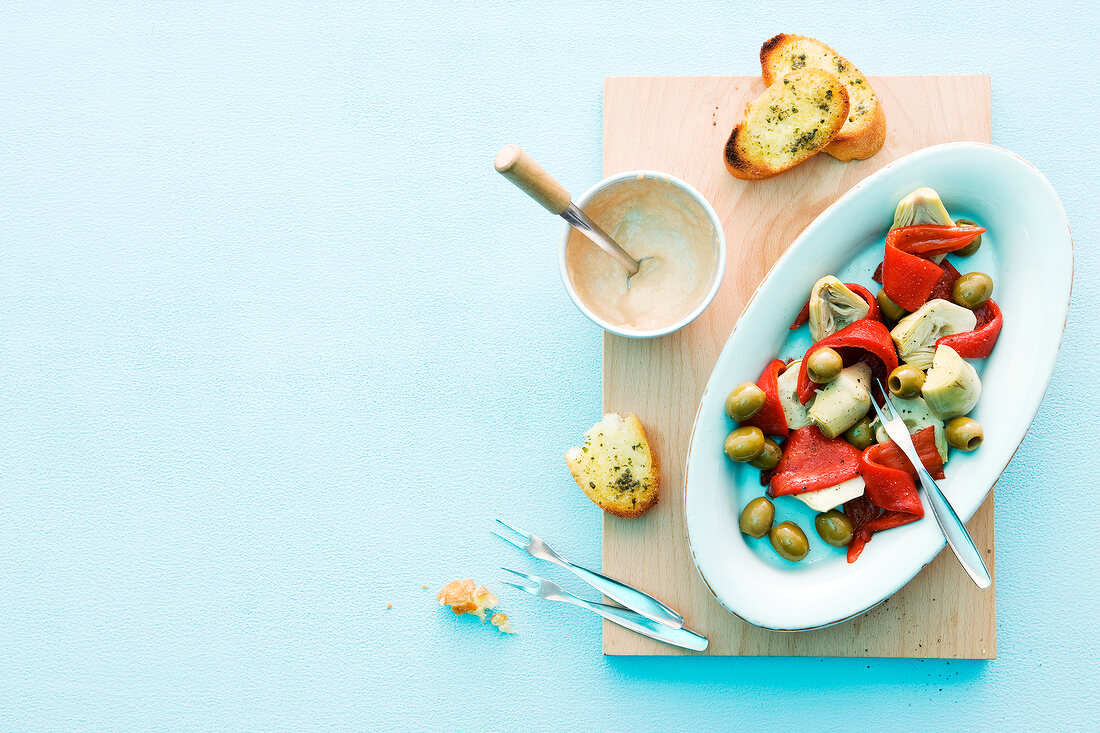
[760,34,886,161]
[565,413,659,518]
[724,68,849,180]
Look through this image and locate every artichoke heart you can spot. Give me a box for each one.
[871,395,949,464]
[776,360,813,430]
[809,362,872,439]
[890,299,977,371]
[891,187,954,230]
[922,345,981,419]
[808,276,871,342]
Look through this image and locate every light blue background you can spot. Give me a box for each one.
[1,2,1097,731]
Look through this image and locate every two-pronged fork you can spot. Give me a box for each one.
[499,568,709,651]
[492,519,684,628]
[872,384,992,588]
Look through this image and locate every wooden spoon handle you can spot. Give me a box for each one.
[494,145,571,215]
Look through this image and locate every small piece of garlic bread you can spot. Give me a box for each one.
[565,413,659,518]
[760,34,886,161]
[724,68,849,180]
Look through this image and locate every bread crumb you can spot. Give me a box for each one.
[438,579,498,621]
[490,612,516,634]
[421,585,428,590]
[385,604,392,610]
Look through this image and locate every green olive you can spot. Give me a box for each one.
[843,416,875,450]
[954,218,983,257]
[953,272,994,310]
[815,510,854,548]
[738,496,775,539]
[725,382,766,422]
[876,288,908,322]
[806,347,843,384]
[946,416,983,451]
[749,437,782,470]
[769,521,810,562]
[724,426,765,462]
[888,364,925,399]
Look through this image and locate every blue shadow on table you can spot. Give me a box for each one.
[606,654,990,690]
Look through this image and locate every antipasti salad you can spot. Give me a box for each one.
[723,188,1002,564]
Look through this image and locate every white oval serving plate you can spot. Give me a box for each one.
[684,143,1073,631]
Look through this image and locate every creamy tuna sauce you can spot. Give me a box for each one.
[565,176,719,332]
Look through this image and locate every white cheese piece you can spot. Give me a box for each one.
[776,359,813,430]
[793,476,866,512]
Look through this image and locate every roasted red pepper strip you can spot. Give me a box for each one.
[886,224,985,257]
[936,298,1002,358]
[744,359,789,438]
[842,496,880,562]
[796,320,898,404]
[881,241,944,311]
[881,226,984,311]
[874,258,960,309]
[867,425,945,480]
[927,258,963,302]
[788,283,880,330]
[843,426,938,562]
[844,496,922,563]
[846,283,882,323]
[789,300,811,330]
[766,426,862,497]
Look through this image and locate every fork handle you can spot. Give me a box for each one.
[565,597,708,652]
[560,561,685,629]
[915,464,993,589]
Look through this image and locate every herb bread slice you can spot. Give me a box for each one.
[760,34,886,162]
[565,413,659,518]
[723,68,849,180]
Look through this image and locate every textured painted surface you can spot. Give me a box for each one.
[0,2,1097,731]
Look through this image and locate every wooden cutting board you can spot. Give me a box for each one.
[601,75,994,657]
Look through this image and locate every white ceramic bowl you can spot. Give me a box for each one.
[685,143,1073,631]
[558,171,726,339]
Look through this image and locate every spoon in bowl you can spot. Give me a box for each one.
[494,144,641,276]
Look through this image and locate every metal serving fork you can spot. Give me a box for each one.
[493,519,684,628]
[872,385,992,588]
[500,568,708,651]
